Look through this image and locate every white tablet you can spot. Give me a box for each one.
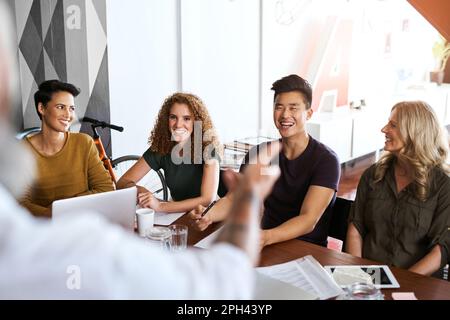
[325,265,400,289]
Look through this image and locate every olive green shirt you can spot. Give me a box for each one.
[349,164,450,269]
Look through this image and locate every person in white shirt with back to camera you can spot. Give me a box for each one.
[0,2,280,299]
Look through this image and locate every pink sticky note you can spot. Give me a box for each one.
[327,237,343,252]
[392,292,418,300]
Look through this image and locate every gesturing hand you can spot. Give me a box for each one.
[216,141,281,264]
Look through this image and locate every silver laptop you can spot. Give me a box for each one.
[52,187,137,230]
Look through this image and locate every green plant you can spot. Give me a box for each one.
[432,35,450,71]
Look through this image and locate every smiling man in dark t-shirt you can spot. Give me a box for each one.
[189,74,340,247]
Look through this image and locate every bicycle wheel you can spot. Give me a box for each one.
[16,127,41,140]
[111,155,168,201]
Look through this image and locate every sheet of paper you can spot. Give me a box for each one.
[256,255,343,300]
[154,211,185,226]
[194,226,224,249]
[253,272,317,300]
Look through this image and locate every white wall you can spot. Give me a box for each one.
[260,0,441,136]
[180,0,260,144]
[260,0,356,137]
[107,0,179,158]
[346,0,438,109]
[106,0,442,159]
[108,0,261,157]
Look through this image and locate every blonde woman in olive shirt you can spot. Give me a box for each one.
[20,80,114,217]
[347,101,450,276]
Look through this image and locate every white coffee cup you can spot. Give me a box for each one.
[136,208,155,237]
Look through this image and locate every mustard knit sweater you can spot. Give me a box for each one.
[20,132,115,217]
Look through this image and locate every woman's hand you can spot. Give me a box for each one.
[137,188,161,211]
[188,205,213,231]
[259,230,270,251]
[136,185,150,195]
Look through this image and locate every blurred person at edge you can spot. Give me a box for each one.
[19,79,114,217]
[0,2,280,299]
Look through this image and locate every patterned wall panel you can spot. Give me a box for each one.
[12,0,112,155]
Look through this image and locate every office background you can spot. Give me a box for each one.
[7,0,446,160]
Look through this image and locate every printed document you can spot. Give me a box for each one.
[254,272,317,300]
[256,255,343,300]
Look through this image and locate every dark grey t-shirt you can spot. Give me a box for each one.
[240,137,340,246]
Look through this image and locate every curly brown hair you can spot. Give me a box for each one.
[148,92,223,163]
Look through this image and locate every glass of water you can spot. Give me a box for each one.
[339,282,384,300]
[168,224,188,252]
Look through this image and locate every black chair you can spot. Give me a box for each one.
[434,264,449,281]
[217,169,229,198]
[328,197,353,250]
[444,264,449,281]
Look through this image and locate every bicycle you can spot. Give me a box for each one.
[17,118,168,201]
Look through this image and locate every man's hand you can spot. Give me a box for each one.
[216,141,281,265]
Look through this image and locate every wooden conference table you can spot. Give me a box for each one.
[173,214,450,300]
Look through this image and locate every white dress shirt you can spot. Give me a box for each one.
[0,184,254,299]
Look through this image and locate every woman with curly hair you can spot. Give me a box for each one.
[346,101,450,276]
[117,92,222,213]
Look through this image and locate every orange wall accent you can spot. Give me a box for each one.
[310,19,353,110]
[408,0,450,82]
[408,0,450,42]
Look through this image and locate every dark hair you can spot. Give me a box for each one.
[271,74,312,109]
[34,80,80,120]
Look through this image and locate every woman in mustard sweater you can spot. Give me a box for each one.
[20,80,114,217]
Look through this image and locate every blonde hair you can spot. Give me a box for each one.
[374,101,449,201]
[148,92,222,162]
